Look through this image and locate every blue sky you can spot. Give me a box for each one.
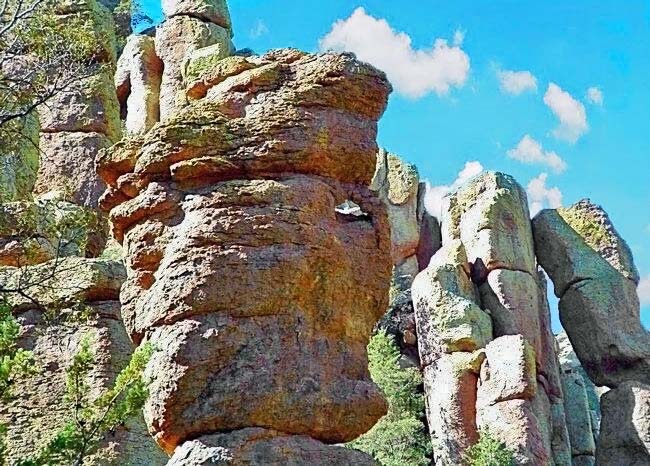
[141,1,650,328]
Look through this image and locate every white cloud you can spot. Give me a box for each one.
[497,69,537,95]
[639,277,650,306]
[586,86,604,105]
[453,29,465,46]
[424,161,484,218]
[250,19,269,38]
[319,7,470,99]
[527,173,563,217]
[507,135,567,173]
[543,83,589,143]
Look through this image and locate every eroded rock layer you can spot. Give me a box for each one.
[99,48,392,462]
[414,171,572,465]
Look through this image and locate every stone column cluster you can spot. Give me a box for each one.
[98,46,394,463]
[412,172,572,465]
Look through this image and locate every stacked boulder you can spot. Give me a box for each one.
[372,151,441,365]
[156,0,235,120]
[33,0,122,208]
[97,47,393,463]
[413,172,572,465]
[534,200,650,465]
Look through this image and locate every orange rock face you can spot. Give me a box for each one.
[99,50,392,456]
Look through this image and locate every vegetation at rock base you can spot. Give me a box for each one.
[464,429,515,466]
[0,303,154,465]
[348,329,431,466]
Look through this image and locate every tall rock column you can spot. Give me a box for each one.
[533,199,650,465]
[98,49,393,463]
[414,172,571,465]
[155,0,235,120]
[33,0,122,208]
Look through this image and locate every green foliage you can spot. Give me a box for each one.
[464,430,515,466]
[17,340,154,466]
[348,330,431,466]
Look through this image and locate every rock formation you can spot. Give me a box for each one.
[534,199,650,464]
[413,172,572,465]
[556,331,605,466]
[32,0,122,208]
[98,38,393,461]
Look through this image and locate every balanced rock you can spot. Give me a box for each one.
[161,0,233,31]
[533,200,650,387]
[98,49,392,462]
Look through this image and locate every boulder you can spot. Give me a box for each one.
[115,34,163,135]
[412,241,492,364]
[99,49,393,458]
[168,429,376,466]
[155,15,234,120]
[596,381,650,465]
[533,201,650,387]
[161,0,233,31]
[442,171,536,275]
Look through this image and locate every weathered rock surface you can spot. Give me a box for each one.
[0,259,165,464]
[115,34,163,135]
[371,150,420,268]
[596,381,650,465]
[162,0,233,31]
[533,200,650,387]
[99,48,392,461]
[167,428,376,466]
[413,241,492,364]
[0,199,107,266]
[156,15,234,120]
[35,0,121,208]
[416,180,442,271]
[442,171,536,275]
[424,351,482,465]
[476,336,552,466]
[34,132,113,207]
[0,113,39,202]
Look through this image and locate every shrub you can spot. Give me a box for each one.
[348,330,431,466]
[464,429,515,466]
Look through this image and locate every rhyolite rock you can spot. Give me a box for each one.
[99,48,392,462]
[596,381,650,465]
[115,34,163,135]
[424,351,483,465]
[0,258,165,464]
[155,15,234,120]
[533,200,650,387]
[162,0,233,31]
[0,113,39,202]
[442,171,536,275]
[412,241,492,364]
[167,429,376,466]
[34,132,113,208]
[371,150,420,269]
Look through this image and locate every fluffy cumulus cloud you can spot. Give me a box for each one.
[319,7,470,98]
[497,69,537,95]
[526,173,563,217]
[507,135,567,173]
[424,161,484,218]
[543,83,589,143]
[639,277,650,306]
